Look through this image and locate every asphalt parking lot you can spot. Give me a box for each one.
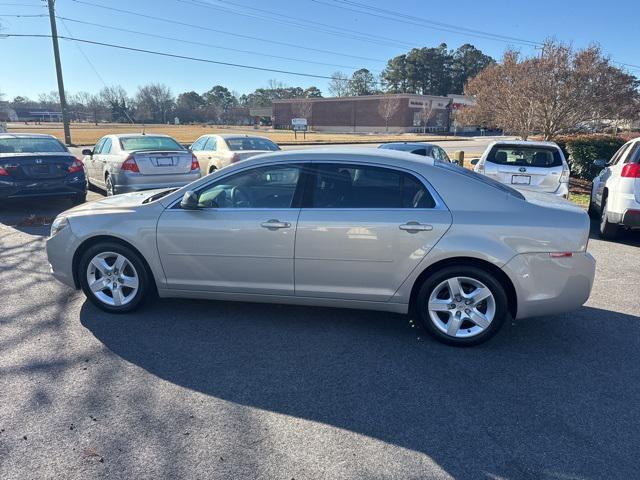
[1,192,639,480]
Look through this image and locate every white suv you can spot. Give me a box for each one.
[589,138,640,239]
[472,141,570,198]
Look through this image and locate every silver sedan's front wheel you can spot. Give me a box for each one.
[79,242,150,313]
[86,252,139,307]
[416,266,508,346]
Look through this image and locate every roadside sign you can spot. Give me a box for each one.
[292,118,307,131]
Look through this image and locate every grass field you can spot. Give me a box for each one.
[6,122,460,146]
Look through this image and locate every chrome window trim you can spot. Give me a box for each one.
[167,159,449,212]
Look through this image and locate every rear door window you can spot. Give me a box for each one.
[307,163,435,209]
[204,137,218,151]
[101,138,112,155]
[487,145,562,168]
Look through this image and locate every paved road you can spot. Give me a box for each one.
[1,194,639,479]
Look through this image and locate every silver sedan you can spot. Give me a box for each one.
[82,134,201,196]
[46,148,595,346]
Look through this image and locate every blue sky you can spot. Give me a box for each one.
[0,0,638,100]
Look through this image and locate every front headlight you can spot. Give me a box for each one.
[50,216,69,237]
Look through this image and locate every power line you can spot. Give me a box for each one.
[69,0,384,64]
[175,0,413,49]
[311,0,542,47]
[2,33,339,79]
[55,16,364,70]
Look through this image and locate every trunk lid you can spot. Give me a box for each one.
[488,163,563,193]
[129,150,193,175]
[0,153,76,180]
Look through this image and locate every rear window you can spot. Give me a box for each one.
[0,137,67,153]
[226,137,279,151]
[436,161,525,200]
[120,136,184,151]
[487,145,562,168]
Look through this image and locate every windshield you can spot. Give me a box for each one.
[487,145,563,168]
[0,137,67,154]
[435,161,525,200]
[120,136,184,152]
[226,137,280,151]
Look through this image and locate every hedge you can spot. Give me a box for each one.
[555,135,626,181]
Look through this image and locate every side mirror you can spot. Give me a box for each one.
[82,148,93,156]
[452,159,460,165]
[180,190,200,210]
[593,159,607,168]
[470,158,480,166]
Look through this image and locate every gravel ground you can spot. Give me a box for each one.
[1,193,639,480]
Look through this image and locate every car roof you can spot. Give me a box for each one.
[215,134,273,141]
[112,133,175,139]
[381,142,435,148]
[0,133,59,139]
[489,140,560,148]
[231,147,436,170]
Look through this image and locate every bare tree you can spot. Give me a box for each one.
[378,96,401,132]
[292,99,313,127]
[419,100,435,134]
[135,83,175,124]
[100,85,133,123]
[328,71,349,97]
[462,41,640,140]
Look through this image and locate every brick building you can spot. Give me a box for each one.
[272,94,454,133]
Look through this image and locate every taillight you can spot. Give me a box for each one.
[121,155,139,173]
[621,163,640,178]
[190,154,200,171]
[230,153,241,163]
[0,166,9,176]
[68,158,84,174]
[550,252,573,258]
[560,168,570,183]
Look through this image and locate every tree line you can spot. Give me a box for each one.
[1,43,495,125]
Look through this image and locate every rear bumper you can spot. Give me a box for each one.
[110,171,201,194]
[0,173,86,199]
[502,251,595,320]
[605,195,640,227]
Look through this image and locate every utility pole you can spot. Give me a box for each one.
[47,0,71,145]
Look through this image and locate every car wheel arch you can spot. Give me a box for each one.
[72,235,157,293]
[408,256,518,320]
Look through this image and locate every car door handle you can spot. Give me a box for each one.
[399,222,433,232]
[261,219,291,229]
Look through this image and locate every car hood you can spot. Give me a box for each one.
[65,189,166,214]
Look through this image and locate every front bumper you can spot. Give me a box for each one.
[46,222,81,289]
[0,173,86,199]
[502,251,596,320]
[110,171,201,194]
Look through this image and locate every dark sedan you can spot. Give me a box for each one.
[0,134,87,204]
[378,142,453,163]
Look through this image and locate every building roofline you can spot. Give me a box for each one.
[272,93,453,104]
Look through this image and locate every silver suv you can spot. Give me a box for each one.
[472,141,570,198]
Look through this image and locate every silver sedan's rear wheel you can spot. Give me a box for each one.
[428,276,496,339]
[416,265,508,346]
[78,242,150,313]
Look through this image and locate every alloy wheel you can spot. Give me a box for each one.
[427,276,496,338]
[86,251,139,306]
[106,176,114,196]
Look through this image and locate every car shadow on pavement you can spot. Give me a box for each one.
[589,218,640,247]
[0,197,76,236]
[80,299,640,479]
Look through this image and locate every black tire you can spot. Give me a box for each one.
[105,174,115,196]
[415,265,508,346]
[78,242,150,313]
[70,193,87,205]
[598,197,619,240]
